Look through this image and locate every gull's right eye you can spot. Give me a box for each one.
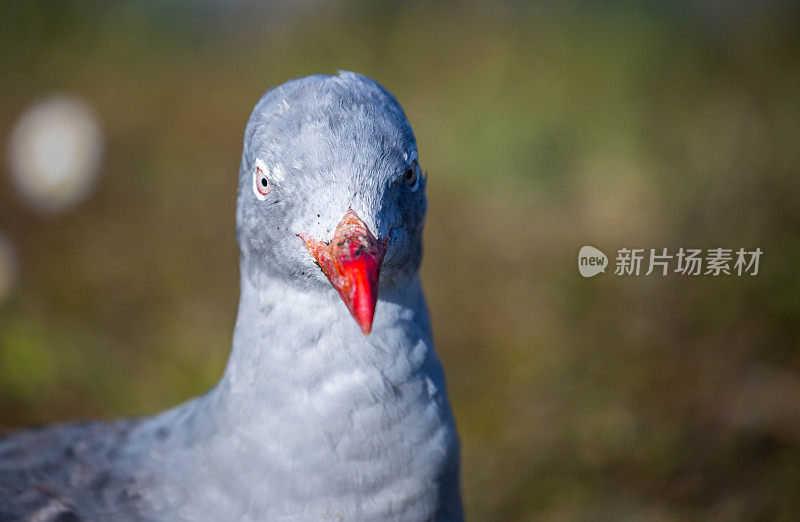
[253,159,271,200]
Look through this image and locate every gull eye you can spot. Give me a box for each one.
[403,159,419,191]
[253,161,271,200]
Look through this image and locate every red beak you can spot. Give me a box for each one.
[300,209,387,335]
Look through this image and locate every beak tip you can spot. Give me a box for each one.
[353,306,375,335]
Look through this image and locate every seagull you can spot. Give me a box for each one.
[0,72,463,521]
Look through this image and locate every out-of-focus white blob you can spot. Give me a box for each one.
[7,96,104,214]
[0,232,17,303]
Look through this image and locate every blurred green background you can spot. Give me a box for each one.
[2,1,800,520]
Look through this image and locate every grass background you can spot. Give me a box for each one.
[1,1,800,519]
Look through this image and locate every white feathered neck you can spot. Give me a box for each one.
[131,275,462,521]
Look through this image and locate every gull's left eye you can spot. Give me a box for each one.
[403,160,419,191]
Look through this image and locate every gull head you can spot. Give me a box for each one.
[236,72,427,334]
